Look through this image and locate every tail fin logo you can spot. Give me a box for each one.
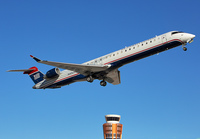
[33,73,41,80]
[29,70,44,84]
[27,67,44,84]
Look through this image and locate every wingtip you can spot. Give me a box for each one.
[30,55,41,62]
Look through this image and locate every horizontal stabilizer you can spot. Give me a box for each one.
[7,69,34,73]
[7,67,39,75]
[7,67,44,84]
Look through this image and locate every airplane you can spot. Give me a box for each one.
[7,31,195,89]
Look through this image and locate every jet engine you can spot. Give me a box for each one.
[45,67,60,78]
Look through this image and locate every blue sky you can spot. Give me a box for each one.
[1,0,200,139]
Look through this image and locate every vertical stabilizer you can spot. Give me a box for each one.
[23,67,44,84]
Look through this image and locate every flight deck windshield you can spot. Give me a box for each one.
[171,31,183,35]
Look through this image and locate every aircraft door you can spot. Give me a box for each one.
[162,34,167,43]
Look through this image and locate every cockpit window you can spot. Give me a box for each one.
[171,31,183,35]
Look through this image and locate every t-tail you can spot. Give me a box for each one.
[7,66,44,84]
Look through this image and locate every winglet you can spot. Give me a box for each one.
[30,55,41,62]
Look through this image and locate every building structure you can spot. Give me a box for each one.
[103,114,123,139]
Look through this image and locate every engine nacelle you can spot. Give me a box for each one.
[45,68,60,78]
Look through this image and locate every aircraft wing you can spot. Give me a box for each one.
[105,69,121,85]
[30,55,110,76]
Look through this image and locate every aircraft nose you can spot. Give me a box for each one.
[186,33,195,43]
[190,34,195,39]
[186,33,195,39]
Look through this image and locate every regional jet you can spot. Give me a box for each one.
[8,31,195,89]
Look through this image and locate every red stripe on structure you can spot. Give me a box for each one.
[104,39,183,65]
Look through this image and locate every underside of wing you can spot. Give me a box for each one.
[39,61,109,75]
[30,55,110,76]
